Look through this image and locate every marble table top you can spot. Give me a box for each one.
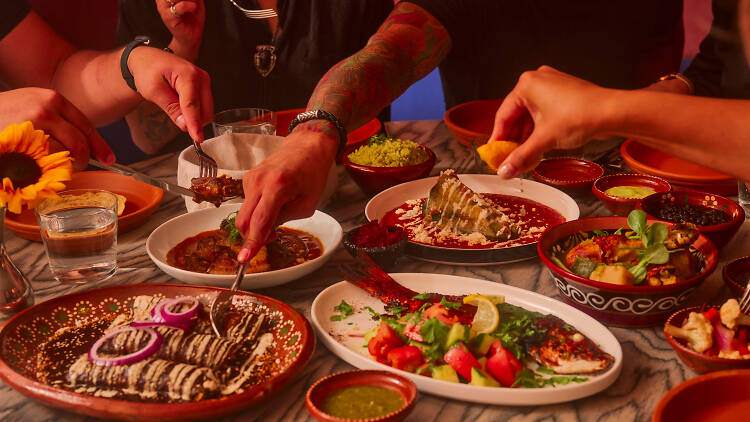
[0,120,746,422]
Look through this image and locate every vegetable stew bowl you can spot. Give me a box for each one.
[537,216,718,328]
[341,140,436,195]
[664,306,750,374]
[639,190,744,249]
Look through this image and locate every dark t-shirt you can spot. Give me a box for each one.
[405,0,683,108]
[0,0,30,41]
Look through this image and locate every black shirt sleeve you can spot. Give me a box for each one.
[0,0,31,41]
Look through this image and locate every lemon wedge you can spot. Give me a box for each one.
[463,294,500,335]
[476,140,520,172]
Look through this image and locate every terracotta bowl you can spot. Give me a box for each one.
[652,369,750,422]
[275,108,383,144]
[342,141,436,195]
[664,305,750,374]
[306,370,417,422]
[592,174,672,216]
[4,171,163,242]
[341,225,408,271]
[722,256,750,298]
[443,99,503,147]
[538,216,718,327]
[639,190,744,249]
[531,158,604,194]
[0,283,315,421]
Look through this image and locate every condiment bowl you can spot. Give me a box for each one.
[531,158,604,195]
[444,99,503,147]
[639,190,744,249]
[341,224,408,271]
[276,108,382,144]
[342,140,436,195]
[538,216,718,327]
[722,256,750,298]
[306,370,417,422]
[592,174,671,216]
[664,305,750,374]
[653,369,750,422]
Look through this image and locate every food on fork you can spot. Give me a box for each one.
[190,175,244,207]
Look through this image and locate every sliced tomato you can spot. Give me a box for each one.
[387,346,425,373]
[368,321,404,362]
[423,303,458,326]
[403,319,425,342]
[443,342,481,381]
[487,340,523,374]
[486,340,523,387]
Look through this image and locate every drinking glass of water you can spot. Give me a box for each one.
[35,190,118,284]
[213,108,277,136]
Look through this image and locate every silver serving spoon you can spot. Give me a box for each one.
[210,260,248,337]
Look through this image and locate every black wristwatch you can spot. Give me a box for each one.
[120,36,152,92]
[288,110,348,158]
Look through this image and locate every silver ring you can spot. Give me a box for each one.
[165,0,175,6]
[170,4,182,17]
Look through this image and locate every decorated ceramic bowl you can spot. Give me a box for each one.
[341,223,408,271]
[664,306,750,374]
[592,174,671,216]
[538,216,718,327]
[531,158,604,194]
[306,370,417,422]
[342,140,436,195]
[443,99,503,147]
[639,190,744,249]
[0,283,314,421]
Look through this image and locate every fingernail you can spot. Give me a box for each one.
[176,115,185,129]
[237,248,250,263]
[498,163,517,179]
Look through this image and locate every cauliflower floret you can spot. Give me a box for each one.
[664,312,713,352]
[720,298,750,330]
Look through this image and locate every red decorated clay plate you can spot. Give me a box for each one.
[0,283,314,421]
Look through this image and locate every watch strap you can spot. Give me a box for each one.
[120,36,152,92]
[288,110,348,158]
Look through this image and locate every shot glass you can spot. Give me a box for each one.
[213,108,277,136]
[35,190,118,284]
[738,179,750,217]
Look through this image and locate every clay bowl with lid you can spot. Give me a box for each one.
[592,174,671,216]
[538,216,718,327]
[663,305,750,374]
[342,140,436,195]
[306,370,417,422]
[531,158,604,195]
[639,190,744,249]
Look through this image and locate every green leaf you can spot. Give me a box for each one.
[627,209,647,238]
[412,293,432,300]
[420,318,449,345]
[550,255,572,273]
[642,244,669,265]
[385,305,407,316]
[571,257,599,278]
[363,306,380,320]
[330,300,354,321]
[592,229,608,237]
[440,296,462,310]
[536,367,555,375]
[220,211,242,244]
[649,222,668,245]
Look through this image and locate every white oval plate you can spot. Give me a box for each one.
[365,175,580,265]
[146,203,342,288]
[311,273,622,405]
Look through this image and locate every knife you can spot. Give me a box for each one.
[88,159,194,197]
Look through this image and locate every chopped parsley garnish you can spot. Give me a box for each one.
[330,300,354,321]
[494,303,547,360]
[363,306,380,320]
[440,296,462,310]
[412,292,432,300]
[419,318,450,362]
[220,211,242,244]
[385,304,407,316]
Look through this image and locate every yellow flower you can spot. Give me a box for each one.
[0,122,72,214]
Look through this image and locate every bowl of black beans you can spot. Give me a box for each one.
[640,190,745,249]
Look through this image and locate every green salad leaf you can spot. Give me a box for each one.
[330,300,354,321]
[220,211,242,244]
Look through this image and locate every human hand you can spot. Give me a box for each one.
[155,0,205,61]
[0,88,114,170]
[234,125,338,262]
[489,66,612,178]
[127,46,213,142]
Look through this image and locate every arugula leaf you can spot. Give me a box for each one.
[440,296,462,310]
[412,292,432,300]
[363,306,381,320]
[628,209,647,238]
[330,300,354,321]
[649,222,668,245]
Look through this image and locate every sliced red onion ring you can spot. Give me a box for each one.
[89,326,162,366]
[162,297,199,320]
[130,321,192,331]
[147,297,199,330]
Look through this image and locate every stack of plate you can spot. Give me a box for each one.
[620,140,736,195]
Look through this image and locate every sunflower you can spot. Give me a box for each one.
[0,121,73,214]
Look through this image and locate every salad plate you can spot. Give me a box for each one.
[311,273,622,405]
[365,174,579,265]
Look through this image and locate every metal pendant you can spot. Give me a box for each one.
[254,44,277,77]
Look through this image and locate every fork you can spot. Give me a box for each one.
[192,141,218,178]
[227,0,277,19]
[740,281,750,314]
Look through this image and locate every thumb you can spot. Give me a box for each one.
[489,90,526,142]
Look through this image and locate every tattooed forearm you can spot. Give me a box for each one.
[124,101,182,154]
[307,2,451,131]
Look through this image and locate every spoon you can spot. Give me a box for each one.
[210,260,249,337]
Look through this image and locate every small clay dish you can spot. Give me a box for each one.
[653,369,750,422]
[592,174,671,216]
[723,256,750,298]
[531,158,604,194]
[342,140,436,195]
[342,223,408,271]
[664,306,750,374]
[444,99,503,147]
[639,190,744,249]
[306,370,417,422]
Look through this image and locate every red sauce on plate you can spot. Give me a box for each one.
[381,194,564,249]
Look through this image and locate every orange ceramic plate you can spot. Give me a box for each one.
[620,139,734,184]
[653,370,750,422]
[4,171,163,242]
[275,108,382,145]
[0,283,314,422]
